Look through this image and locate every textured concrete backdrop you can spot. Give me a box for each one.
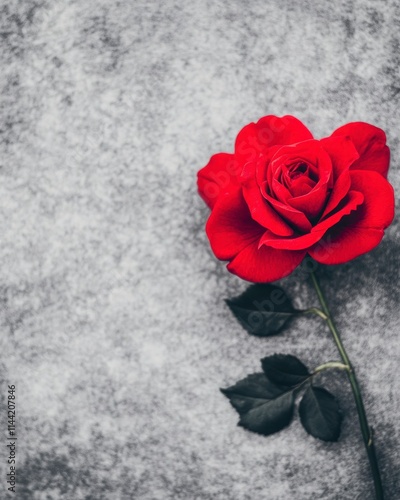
[0,1,399,499]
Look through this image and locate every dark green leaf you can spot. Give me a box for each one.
[221,373,286,414]
[225,284,298,337]
[299,386,342,442]
[221,373,295,436]
[261,354,310,388]
[239,391,295,436]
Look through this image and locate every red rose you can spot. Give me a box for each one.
[197,116,395,282]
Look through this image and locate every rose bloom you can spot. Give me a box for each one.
[197,116,395,282]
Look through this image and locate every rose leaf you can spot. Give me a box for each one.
[221,373,295,436]
[299,386,342,442]
[261,354,310,388]
[225,284,299,337]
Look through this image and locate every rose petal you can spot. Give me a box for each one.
[258,190,364,250]
[267,140,333,220]
[316,135,360,218]
[287,167,331,220]
[261,187,312,233]
[272,176,292,203]
[345,170,395,229]
[258,229,324,251]
[321,170,351,218]
[197,153,241,208]
[235,115,313,164]
[330,122,390,178]
[287,176,316,197]
[227,242,306,283]
[206,188,264,260]
[269,140,326,177]
[315,190,364,232]
[320,135,359,180]
[308,170,394,264]
[256,145,282,187]
[241,161,294,236]
[308,227,385,265]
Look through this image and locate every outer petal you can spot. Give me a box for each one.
[308,171,395,265]
[317,136,359,217]
[308,227,384,265]
[346,170,394,229]
[206,188,264,260]
[197,153,241,208]
[320,135,359,180]
[235,115,313,164]
[227,243,306,283]
[331,122,390,178]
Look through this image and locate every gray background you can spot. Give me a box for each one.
[0,0,399,499]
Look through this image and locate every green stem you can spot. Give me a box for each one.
[310,271,384,500]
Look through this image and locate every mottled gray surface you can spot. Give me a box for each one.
[0,0,399,499]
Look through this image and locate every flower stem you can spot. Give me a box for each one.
[310,271,384,500]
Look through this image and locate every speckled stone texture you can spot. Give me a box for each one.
[0,1,399,499]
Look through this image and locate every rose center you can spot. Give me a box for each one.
[278,160,319,197]
[288,162,308,179]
